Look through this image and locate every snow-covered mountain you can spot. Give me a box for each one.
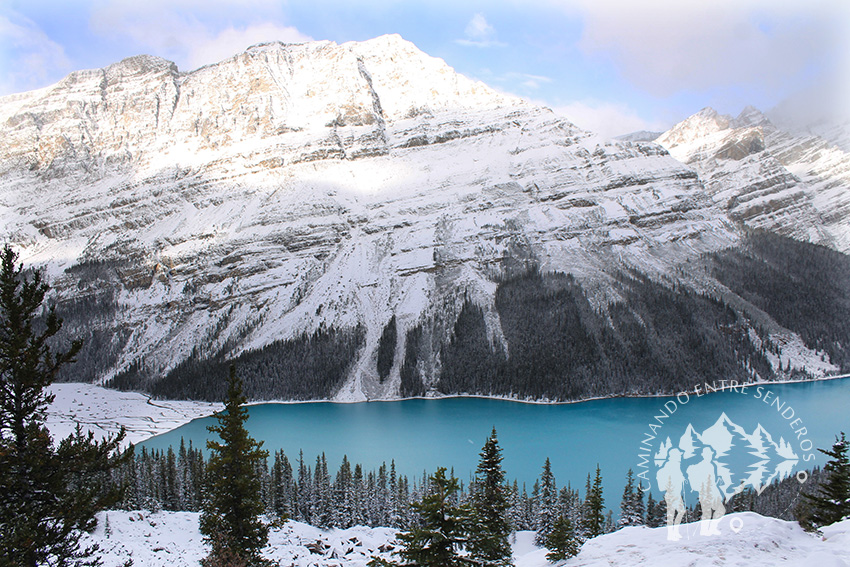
[1,35,848,401]
[656,106,850,253]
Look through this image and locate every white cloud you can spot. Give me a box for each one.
[502,72,552,91]
[456,13,505,48]
[769,74,850,136]
[89,1,312,72]
[185,23,312,69]
[0,12,72,95]
[466,13,494,41]
[552,100,668,139]
[568,0,848,101]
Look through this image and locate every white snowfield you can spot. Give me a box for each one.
[45,382,220,448]
[81,510,850,567]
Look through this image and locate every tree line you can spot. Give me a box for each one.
[107,434,835,534]
[54,231,850,404]
[110,438,612,535]
[401,268,777,400]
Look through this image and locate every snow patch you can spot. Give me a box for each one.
[77,511,850,567]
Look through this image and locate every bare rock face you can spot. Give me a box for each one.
[0,36,845,400]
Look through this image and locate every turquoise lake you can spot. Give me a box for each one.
[141,378,850,497]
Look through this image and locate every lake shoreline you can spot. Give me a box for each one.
[247,372,850,407]
[140,377,850,490]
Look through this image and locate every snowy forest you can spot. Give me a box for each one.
[59,232,850,402]
[110,438,825,532]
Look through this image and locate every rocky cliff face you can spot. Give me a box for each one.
[0,36,846,401]
[657,106,850,253]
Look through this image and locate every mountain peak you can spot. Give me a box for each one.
[106,54,178,76]
[353,33,412,49]
[655,107,731,149]
[734,106,773,129]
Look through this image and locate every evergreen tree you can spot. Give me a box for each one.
[270,450,294,520]
[312,453,331,528]
[190,442,206,511]
[334,455,354,528]
[468,427,513,566]
[618,469,643,527]
[645,490,664,528]
[352,463,366,526]
[199,365,271,566]
[544,516,581,562]
[634,483,645,525]
[394,467,474,567]
[162,446,179,511]
[506,480,523,530]
[558,484,583,537]
[534,458,558,546]
[577,474,592,540]
[583,465,605,538]
[297,450,312,523]
[377,462,389,525]
[801,432,850,528]
[389,460,403,527]
[0,244,128,567]
[603,510,614,534]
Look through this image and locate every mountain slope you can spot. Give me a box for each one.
[656,106,850,253]
[1,36,847,401]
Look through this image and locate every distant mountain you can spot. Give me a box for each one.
[1,35,848,401]
[615,130,663,143]
[657,106,850,252]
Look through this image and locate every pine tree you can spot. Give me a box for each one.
[634,483,645,525]
[297,450,312,523]
[468,427,513,566]
[558,484,583,537]
[199,365,271,566]
[162,446,179,511]
[579,473,592,538]
[313,453,331,528]
[801,432,850,529]
[583,465,605,538]
[544,516,581,562]
[177,438,190,510]
[604,510,615,533]
[334,455,354,527]
[389,460,400,526]
[534,458,558,545]
[0,244,128,567]
[506,480,524,530]
[618,469,643,527]
[520,482,537,530]
[394,467,474,567]
[377,462,389,525]
[352,463,366,526]
[645,491,662,528]
[271,450,294,520]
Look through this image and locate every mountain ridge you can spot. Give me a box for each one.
[1,35,848,401]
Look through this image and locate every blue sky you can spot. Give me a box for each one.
[1,0,847,137]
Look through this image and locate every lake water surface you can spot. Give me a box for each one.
[141,378,850,495]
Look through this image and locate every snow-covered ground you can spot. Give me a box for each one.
[566,513,850,566]
[45,382,220,447]
[82,510,849,567]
